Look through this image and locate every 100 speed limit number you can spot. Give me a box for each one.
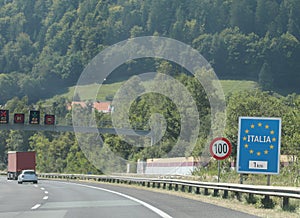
[209,137,232,160]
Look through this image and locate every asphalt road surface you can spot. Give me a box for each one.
[0,176,259,218]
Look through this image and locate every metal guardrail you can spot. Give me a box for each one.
[38,173,300,209]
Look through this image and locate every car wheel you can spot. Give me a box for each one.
[18,181,22,184]
[34,181,38,184]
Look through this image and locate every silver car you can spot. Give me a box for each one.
[18,170,38,184]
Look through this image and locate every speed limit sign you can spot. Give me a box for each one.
[210,137,232,160]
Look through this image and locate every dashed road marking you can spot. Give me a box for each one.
[31,204,41,210]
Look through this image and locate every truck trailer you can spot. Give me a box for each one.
[7,151,36,180]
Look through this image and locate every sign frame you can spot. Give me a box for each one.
[29,110,40,125]
[0,109,9,124]
[236,117,281,175]
[210,137,232,160]
[44,114,55,125]
[14,113,25,124]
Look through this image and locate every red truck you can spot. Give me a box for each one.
[7,151,36,180]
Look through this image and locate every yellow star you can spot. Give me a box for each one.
[270,145,274,149]
[243,136,247,141]
[265,124,269,129]
[270,130,274,135]
[249,149,254,154]
[251,124,255,128]
[245,129,249,133]
[257,151,261,156]
[264,150,269,154]
[258,123,262,127]
[244,144,249,148]
[272,137,276,142]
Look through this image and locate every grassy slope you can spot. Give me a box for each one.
[220,80,258,96]
[58,80,259,101]
[60,82,124,101]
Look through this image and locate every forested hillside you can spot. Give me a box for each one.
[0,0,300,104]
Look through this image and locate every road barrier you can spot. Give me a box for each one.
[38,173,300,209]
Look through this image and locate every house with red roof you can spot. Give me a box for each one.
[67,101,112,113]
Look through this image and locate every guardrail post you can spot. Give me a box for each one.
[223,190,228,199]
[157,182,160,189]
[213,189,219,196]
[282,197,289,210]
[204,188,209,195]
[168,183,172,190]
[195,187,200,194]
[247,193,255,204]
[235,192,241,201]
[163,183,166,189]
[188,186,192,193]
[152,182,155,188]
[262,195,274,208]
[181,185,185,192]
[175,184,179,191]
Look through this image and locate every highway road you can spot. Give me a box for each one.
[0,176,259,218]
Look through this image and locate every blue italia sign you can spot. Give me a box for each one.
[237,117,281,174]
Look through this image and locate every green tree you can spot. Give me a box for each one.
[6,130,31,152]
[225,90,287,158]
[66,142,100,174]
[281,94,300,157]
[258,62,273,91]
[29,133,52,172]
[230,0,256,34]
[0,74,19,104]
[286,0,300,39]
[255,0,280,36]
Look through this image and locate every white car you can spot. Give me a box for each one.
[18,170,38,184]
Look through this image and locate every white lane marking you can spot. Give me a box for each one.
[45,191,48,194]
[59,181,172,218]
[40,187,45,190]
[43,196,49,200]
[34,184,38,188]
[31,204,41,210]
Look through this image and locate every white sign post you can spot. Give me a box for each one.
[210,137,232,182]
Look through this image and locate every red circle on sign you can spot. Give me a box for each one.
[44,115,55,125]
[14,113,25,124]
[209,137,232,160]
